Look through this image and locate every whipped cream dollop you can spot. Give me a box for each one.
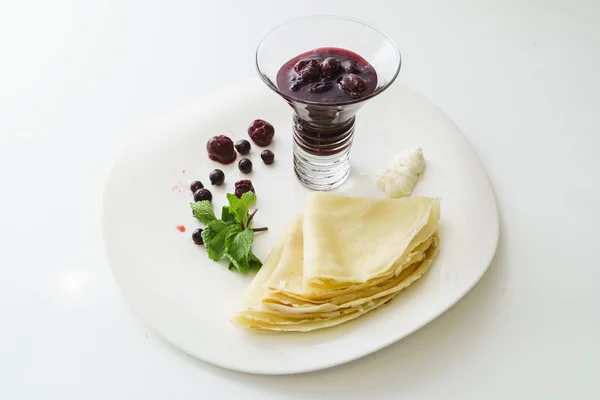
[375,147,426,198]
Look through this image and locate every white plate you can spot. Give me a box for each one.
[102,78,498,374]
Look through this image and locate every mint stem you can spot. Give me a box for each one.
[252,227,268,232]
[246,209,258,228]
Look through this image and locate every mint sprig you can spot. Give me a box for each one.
[190,192,266,273]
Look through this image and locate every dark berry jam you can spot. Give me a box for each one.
[234,180,255,198]
[248,119,275,147]
[206,135,236,164]
[276,47,377,103]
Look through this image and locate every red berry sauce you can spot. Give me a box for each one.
[206,135,237,164]
[276,47,377,103]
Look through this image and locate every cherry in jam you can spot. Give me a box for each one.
[206,135,236,164]
[276,47,377,103]
[248,119,275,147]
[234,180,255,198]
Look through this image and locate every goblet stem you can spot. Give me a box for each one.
[292,113,355,190]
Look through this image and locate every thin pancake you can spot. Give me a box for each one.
[302,193,440,285]
[233,236,438,330]
[260,236,438,316]
[264,235,435,303]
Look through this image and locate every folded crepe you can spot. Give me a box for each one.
[232,193,440,333]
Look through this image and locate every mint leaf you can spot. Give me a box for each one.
[221,206,236,224]
[226,226,252,255]
[226,191,257,225]
[201,220,235,261]
[224,227,254,273]
[249,252,262,271]
[190,201,216,225]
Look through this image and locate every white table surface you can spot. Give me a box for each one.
[1,0,599,398]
